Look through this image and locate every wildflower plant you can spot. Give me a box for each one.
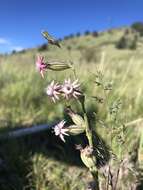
[35,30,139,190]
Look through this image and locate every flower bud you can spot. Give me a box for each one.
[80,146,97,170]
[66,107,85,128]
[71,114,85,127]
[47,61,72,71]
[41,31,61,48]
[68,125,85,135]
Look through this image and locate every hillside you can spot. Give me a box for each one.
[0,27,143,127]
[0,26,143,189]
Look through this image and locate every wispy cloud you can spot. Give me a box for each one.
[0,37,10,45]
[0,37,24,53]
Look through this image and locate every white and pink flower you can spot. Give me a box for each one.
[61,79,81,100]
[54,120,69,142]
[46,81,61,103]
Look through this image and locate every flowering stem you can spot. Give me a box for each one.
[80,98,99,189]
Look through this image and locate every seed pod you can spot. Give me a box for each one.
[68,125,85,135]
[80,146,97,170]
[47,61,72,71]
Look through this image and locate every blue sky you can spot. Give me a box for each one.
[0,0,143,53]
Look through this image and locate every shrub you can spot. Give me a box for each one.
[131,22,143,36]
[38,43,48,51]
[92,31,98,37]
[116,31,138,50]
[84,30,90,36]
[11,50,17,54]
[18,49,26,54]
[69,34,74,38]
[76,32,81,37]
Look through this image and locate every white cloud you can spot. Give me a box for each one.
[0,37,10,45]
[0,37,24,53]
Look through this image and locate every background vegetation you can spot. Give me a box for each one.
[0,24,143,189]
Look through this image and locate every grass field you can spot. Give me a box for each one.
[0,27,143,189]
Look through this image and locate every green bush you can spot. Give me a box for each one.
[131,22,143,36]
[92,31,98,37]
[116,31,138,50]
[69,34,74,38]
[84,30,90,36]
[38,43,48,51]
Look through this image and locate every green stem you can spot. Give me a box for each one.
[80,96,93,147]
[84,113,93,147]
[80,98,99,189]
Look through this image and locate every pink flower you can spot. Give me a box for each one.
[61,79,81,100]
[54,120,69,142]
[46,81,61,103]
[36,55,48,78]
